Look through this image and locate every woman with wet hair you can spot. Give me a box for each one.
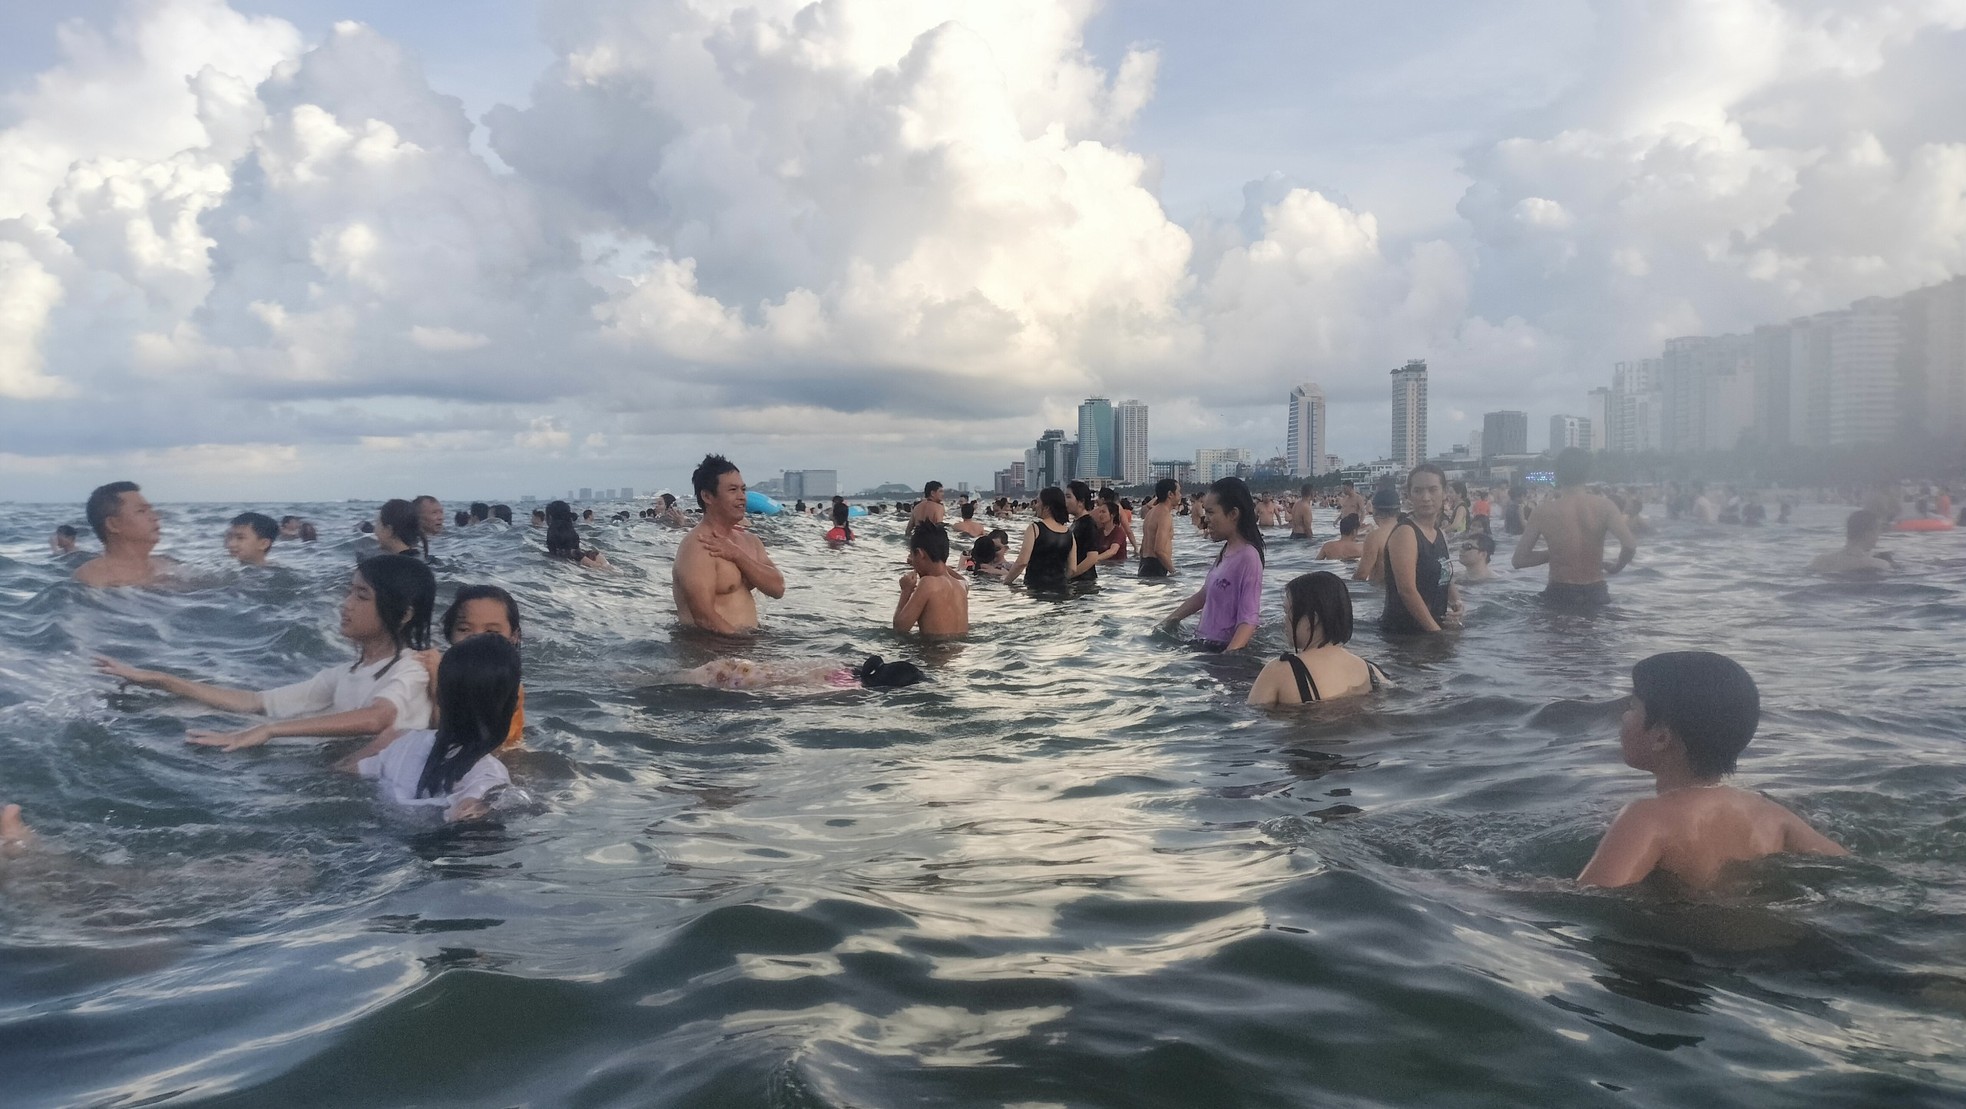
[345,633,519,823]
[1003,487,1077,592]
[1162,477,1264,651]
[376,498,427,559]
[94,554,436,750]
[1250,572,1388,706]
[545,500,610,569]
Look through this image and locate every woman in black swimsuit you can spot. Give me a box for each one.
[1003,487,1077,593]
[1381,464,1461,634]
[1249,571,1387,706]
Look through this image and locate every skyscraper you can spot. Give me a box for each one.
[1482,411,1527,457]
[1031,429,1068,490]
[1076,397,1115,481]
[1113,400,1150,485]
[1390,360,1428,469]
[1585,388,1611,451]
[1286,383,1327,476]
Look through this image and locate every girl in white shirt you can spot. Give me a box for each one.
[93,555,437,751]
[345,633,518,822]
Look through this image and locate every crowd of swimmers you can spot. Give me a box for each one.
[16,443,1920,893]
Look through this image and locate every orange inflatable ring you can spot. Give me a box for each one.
[1892,518,1957,532]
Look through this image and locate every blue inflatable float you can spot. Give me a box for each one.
[745,491,784,515]
[848,505,867,518]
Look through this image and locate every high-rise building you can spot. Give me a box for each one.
[1286,383,1328,476]
[579,487,592,501]
[1585,389,1611,451]
[1481,411,1527,458]
[1660,334,1753,453]
[1008,460,1026,493]
[621,487,635,500]
[1194,448,1251,483]
[1752,323,1792,447]
[1827,297,1903,447]
[1031,429,1068,490]
[1390,359,1428,469]
[1149,459,1195,484]
[1609,358,1663,453]
[1076,397,1115,480]
[1901,276,1966,441]
[1549,415,1591,452]
[1113,400,1150,485]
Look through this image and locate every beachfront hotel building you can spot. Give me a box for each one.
[1589,273,1966,455]
[1114,400,1150,486]
[1286,383,1327,476]
[1075,397,1115,481]
[781,470,838,499]
[1390,360,1428,469]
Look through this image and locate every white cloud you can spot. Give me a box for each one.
[2,0,1964,494]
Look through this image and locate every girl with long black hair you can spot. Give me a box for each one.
[350,633,518,822]
[1161,477,1264,651]
[94,554,436,750]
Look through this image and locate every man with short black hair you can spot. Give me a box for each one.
[470,502,491,524]
[672,454,785,634]
[1288,483,1316,540]
[909,481,946,531]
[1511,447,1636,606]
[225,512,279,566]
[76,481,168,587]
[49,525,80,554]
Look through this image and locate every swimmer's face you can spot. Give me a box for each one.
[1091,502,1113,529]
[703,472,747,521]
[1616,692,1669,770]
[417,498,444,535]
[108,491,162,545]
[1201,493,1237,542]
[1459,544,1488,570]
[373,513,398,546]
[341,571,386,641]
[1407,472,1444,518]
[51,531,76,552]
[224,525,270,564]
[449,597,518,644]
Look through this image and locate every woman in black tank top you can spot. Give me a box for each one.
[1249,571,1388,706]
[1380,465,1461,634]
[1004,487,1078,593]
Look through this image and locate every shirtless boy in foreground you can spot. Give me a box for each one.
[672,455,785,635]
[894,523,969,637]
[1578,651,1847,889]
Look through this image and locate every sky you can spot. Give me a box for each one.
[3,0,1964,503]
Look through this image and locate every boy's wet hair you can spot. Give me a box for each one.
[230,511,278,544]
[1631,651,1759,777]
[1845,509,1880,543]
[910,521,950,563]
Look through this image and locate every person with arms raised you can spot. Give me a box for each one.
[672,454,785,634]
[94,554,435,750]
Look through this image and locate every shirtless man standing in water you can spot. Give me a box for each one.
[1139,478,1179,576]
[74,481,172,587]
[1288,483,1316,540]
[1511,448,1636,606]
[672,455,786,634]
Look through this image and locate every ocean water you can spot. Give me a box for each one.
[1,499,1963,1108]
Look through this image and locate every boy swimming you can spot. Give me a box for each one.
[1578,651,1847,889]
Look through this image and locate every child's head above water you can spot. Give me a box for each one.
[420,633,522,800]
[909,522,950,566]
[1628,651,1760,778]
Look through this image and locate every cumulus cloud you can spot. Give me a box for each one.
[2,0,1964,495]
